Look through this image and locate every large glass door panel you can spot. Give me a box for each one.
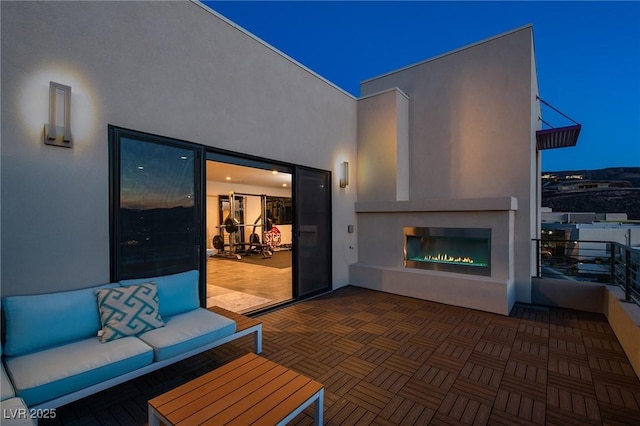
[294,167,331,297]
[110,127,203,281]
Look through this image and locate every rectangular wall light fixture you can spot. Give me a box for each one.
[339,161,349,188]
[44,81,73,148]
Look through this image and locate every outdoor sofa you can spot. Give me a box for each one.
[0,270,262,415]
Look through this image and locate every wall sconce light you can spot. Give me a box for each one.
[339,161,349,188]
[44,81,73,148]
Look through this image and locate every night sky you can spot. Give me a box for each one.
[205,1,640,171]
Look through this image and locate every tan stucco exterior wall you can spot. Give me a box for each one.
[357,88,410,202]
[1,1,357,295]
[352,26,538,313]
[604,287,640,378]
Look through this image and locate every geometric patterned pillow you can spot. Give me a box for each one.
[95,282,164,343]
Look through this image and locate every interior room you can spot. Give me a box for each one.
[205,161,293,313]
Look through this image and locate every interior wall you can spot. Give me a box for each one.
[1,1,356,295]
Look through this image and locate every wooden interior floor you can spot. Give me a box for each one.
[42,286,640,425]
[206,251,292,311]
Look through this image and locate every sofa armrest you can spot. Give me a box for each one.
[1,362,16,401]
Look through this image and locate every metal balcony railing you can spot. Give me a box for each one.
[533,238,639,305]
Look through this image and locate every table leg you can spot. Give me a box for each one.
[148,406,161,426]
[314,388,324,426]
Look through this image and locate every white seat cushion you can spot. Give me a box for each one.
[4,336,153,406]
[138,308,236,361]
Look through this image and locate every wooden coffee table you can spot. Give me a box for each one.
[148,353,324,425]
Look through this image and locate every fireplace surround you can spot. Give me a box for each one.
[404,226,491,276]
[351,196,517,315]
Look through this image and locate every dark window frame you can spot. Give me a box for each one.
[109,125,333,309]
[108,126,206,290]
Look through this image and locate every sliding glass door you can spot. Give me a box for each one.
[109,126,204,281]
[110,127,332,308]
[294,166,332,297]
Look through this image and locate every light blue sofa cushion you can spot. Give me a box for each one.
[120,270,199,317]
[4,336,153,406]
[2,283,119,357]
[1,364,15,400]
[138,308,236,361]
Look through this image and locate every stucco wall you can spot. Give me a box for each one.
[355,26,538,307]
[357,88,410,202]
[351,198,517,315]
[360,26,536,202]
[604,287,640,378]
[531,277,605,313]
[1,1,357,295]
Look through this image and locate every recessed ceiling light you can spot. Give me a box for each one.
[225,176,231,181]
[272,170,278,175]
[282,183,287,187]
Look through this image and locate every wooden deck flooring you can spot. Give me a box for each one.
[42,286,640,425]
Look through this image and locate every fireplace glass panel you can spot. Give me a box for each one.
[404,227,491,276]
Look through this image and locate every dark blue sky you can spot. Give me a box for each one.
[205,1,639,172]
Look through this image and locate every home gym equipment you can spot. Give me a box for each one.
[224,216,240,233]
[212,192,273,260]
[212,235,225,250]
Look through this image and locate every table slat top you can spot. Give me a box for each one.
[149,353,323,426]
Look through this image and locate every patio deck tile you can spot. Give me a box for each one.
[40,286,640,425]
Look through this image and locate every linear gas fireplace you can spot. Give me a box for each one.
[404,227,491,276]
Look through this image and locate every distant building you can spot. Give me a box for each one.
[541,209,640,277]
[541,209,630,224]
[541,171,633,193]
[557,181,612,192]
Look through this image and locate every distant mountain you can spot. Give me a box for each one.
[541,167,640,220]
[542,167,640,188]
